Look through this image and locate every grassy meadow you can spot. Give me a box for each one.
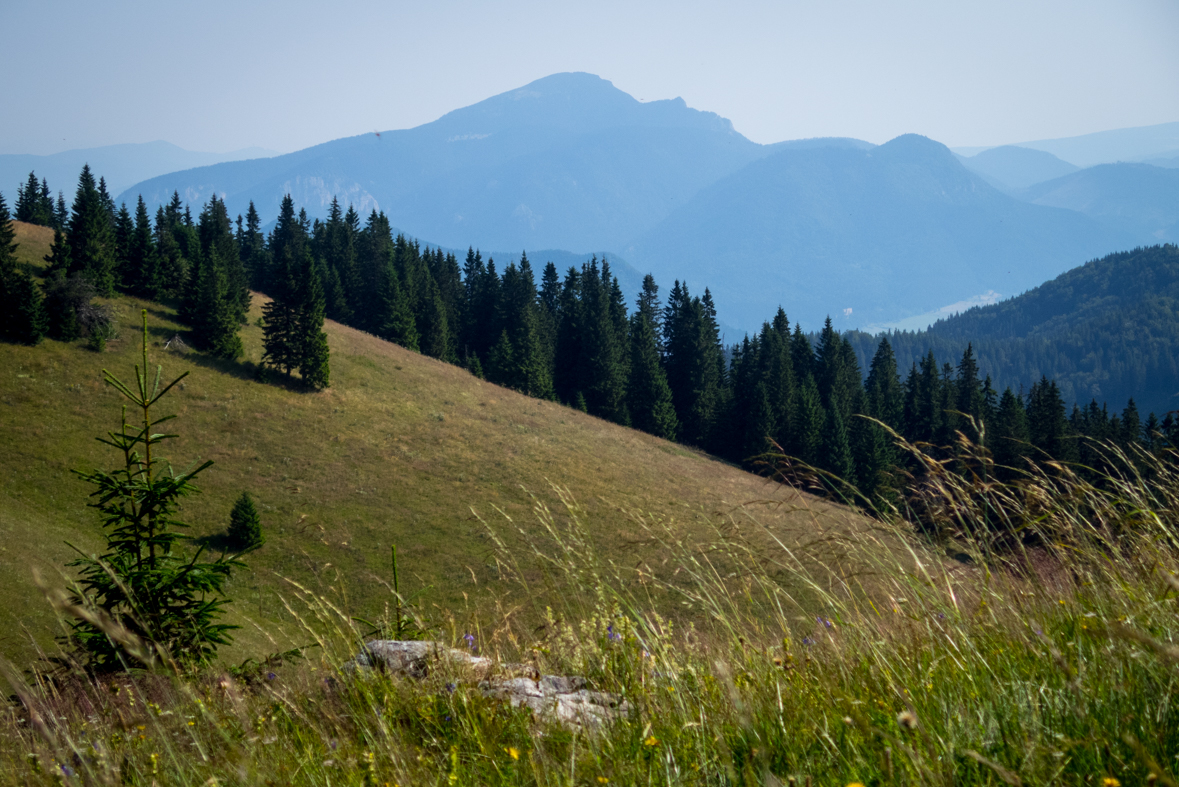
[0,221,867,666]
[2,221,1178,785]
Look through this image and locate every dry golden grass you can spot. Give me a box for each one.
[11,220,54,270]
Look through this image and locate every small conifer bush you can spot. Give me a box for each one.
[66,311,244,670]
[226,491,264,550]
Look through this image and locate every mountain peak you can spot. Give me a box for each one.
[428,73,738,137]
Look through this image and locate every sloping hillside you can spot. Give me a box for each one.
[0,282,872,664]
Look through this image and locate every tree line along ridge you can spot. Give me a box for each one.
[2,165,1175,510]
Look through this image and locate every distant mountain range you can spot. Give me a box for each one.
[119,73,770,254]
[952,121,1179,168]
[625,134,1135,331]
[50,73,1167,333]
[1018,163,1179,244]
[0,141,277,199]
[955,146,1079,191]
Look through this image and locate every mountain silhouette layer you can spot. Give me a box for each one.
[956,145,1078,191]
[1018,163,1179,244]
[117,74,1150,332]
[626,135,1133,331]
[120,73,769,253]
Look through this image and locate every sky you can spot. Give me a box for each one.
[3,0,1177,156]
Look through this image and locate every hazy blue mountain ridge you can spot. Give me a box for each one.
[119,73,770,252]
[627,134,1134,331]
[109,74,1168,332]
[1018,163,1179,243]
[956,145,1079,191]
[953,121,1179,168]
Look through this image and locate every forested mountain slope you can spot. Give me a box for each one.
[845,244,1179,415]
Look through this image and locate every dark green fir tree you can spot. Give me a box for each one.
[0,192,48,344]
[226,492,263,550]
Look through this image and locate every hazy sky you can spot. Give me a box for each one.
[3,0,1177,155]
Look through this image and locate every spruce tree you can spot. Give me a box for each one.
[955,344,984,422]
[791,374,825,466]
[262,196,305,375]
[379,264,420,351]
[743,378,774,461]
[764,309,796,451]
[865,336,903,432]
[627,304,678,440]
[67,313,244,669]
[1027,377,1074,462]
[820,404,855,483]
[54,192,68,230]
[15,172,44,224]
[294,254,330,390]
[198,196,250,322]
[992,387,1030,479]
[486,330,515,386]
[130,197,158,297]
[192,247,243,359]
[554,266,585,404]
[1144,412,1161,453]
[240,202,270,291]
[226,492,263,550]
[0,192,48,344]
[39,178,54,226]
[113,202,134,289]
[850,387,889,506]
[1120,399,1141,447]
[67,165,118,296]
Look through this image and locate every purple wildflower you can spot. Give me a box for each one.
[802,636,815,646]
[463,633,476,651]
[266,672,277,680]
[817,616,833,628]
[607,625,621,642]
[445,682,457,693]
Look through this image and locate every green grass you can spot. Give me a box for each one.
[2,438,1178,785]
[5,221,1176,784]
[0,234,870,666]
